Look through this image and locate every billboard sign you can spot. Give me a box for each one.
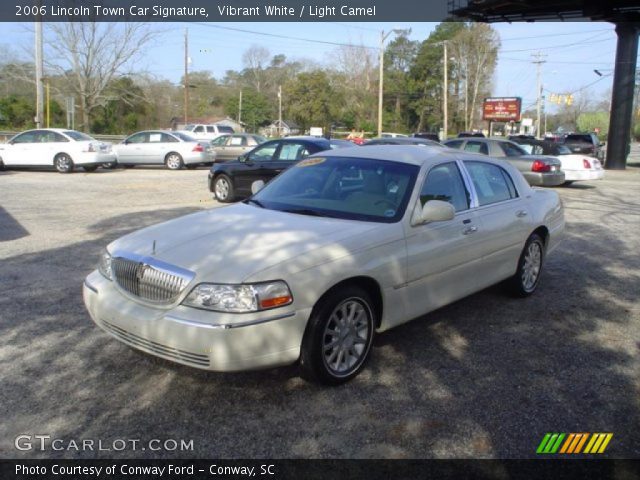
[482,97,522,122]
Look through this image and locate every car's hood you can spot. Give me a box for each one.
[108,203,380,283]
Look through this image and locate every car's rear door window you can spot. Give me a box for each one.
[277,143,310,161]
[463,141,488,155]
[464,161,517,206]
[499,142,527,157]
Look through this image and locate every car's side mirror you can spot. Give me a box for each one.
[411,199,455,226]
[238,154,248,163]
[251,180,265,195]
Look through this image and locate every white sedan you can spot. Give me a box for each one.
[83,146,564,384]
[0,128,115,173]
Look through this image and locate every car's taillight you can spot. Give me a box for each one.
[531,159,551,172]
[192,144,204,152]
[583,158,592,169]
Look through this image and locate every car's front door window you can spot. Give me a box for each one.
[248,143,277,162]
[126,132,147,144]
[419,162,470,212]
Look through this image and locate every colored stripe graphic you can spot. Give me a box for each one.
[538,433,613,454]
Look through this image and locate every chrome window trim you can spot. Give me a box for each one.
[460,159,523,209]
[415,160,474,213]
[164,311,296,330]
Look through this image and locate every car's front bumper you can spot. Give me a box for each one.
[523,170,565,187]
[74,151,117,166]
[83,270,309,371]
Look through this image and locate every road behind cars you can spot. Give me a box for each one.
[0,163,639,458]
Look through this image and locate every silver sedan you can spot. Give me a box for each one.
[208,133,266,162]
[113,131,214,170]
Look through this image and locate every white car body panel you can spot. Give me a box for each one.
[0,129,115,167]
[558,154,605,182]
[83,146,564,371]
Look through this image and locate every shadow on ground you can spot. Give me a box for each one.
[0,203,638,459]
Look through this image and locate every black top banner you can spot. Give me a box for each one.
[3,0,453,22]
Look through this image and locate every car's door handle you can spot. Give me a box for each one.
[516,210,528,218]
[462,226,477,235]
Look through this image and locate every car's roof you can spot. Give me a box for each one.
[364,137,442,146]
[314,144,461,166]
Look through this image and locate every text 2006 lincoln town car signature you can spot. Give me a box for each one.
[83,145,564,384]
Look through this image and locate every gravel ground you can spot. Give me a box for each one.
[0,154,639,459]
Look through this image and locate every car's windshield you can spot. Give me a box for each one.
[251,156,419,223]
[63,130,93,141]
[184,124,196,131]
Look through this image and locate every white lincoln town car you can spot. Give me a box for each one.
[83,146,564,384]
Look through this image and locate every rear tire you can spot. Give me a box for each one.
[508,233,545,297]
[300,286,376,385]
[165,152,184,170]
[213,174,235,202]
[54,153,74,173]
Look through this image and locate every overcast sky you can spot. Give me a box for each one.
[2,21,625,114]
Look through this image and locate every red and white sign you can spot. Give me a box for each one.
[482,97,522,122]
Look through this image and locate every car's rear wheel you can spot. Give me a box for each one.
[165,152,183,170]
[83,165,98,172]
[508,233,545,297]
[102,162,117,169]
[54,153,74,173]
[300,286,375,385]
[213,174,235,202]
[563,181,574,186]
[0,156,4,171]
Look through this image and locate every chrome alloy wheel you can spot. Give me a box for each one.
[55,154,73,173]
[322,298,371,376]
[215,177,230,200]
[166,153,182,170]
[522,241,542,292]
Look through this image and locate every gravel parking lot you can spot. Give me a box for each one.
[1,155,639,459]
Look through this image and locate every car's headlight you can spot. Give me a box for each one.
[183,281,292,313]
[98,249,112,280]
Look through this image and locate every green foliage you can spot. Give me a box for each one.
[634,122,640,141]
[91,77,147,134]
[577,111,609,140]
[0,95,35,129]
[224,89,272,132]
[285,71,342,132]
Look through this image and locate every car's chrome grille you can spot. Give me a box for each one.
[111,253,194,304]
[102,321,210,367]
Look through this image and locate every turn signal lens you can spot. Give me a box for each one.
[192,144,204,152]
[583,158,592,169]
[531,160,551,172]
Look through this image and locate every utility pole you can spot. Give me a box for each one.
[532,52,546,139]
[184,28,189,126]
[34,18,44,128]
[238,89,242,126]
[278,85,282,137]
[443,41,448,140]
[377,30,404,138]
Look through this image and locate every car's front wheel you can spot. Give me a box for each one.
[509,233,545,297]
[54,153,74,173]
[300,286,375,385]
[213,174,235,202]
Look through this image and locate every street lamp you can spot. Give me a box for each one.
[377,29,408,138]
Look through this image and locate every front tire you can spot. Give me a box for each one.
[213,174,235,202]
[508,233,545,297]
[54,153,74,173]
[165,152,184,170]
[300,286,376,385]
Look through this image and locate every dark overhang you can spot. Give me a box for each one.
[448,0,640,23]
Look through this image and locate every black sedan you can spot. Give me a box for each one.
[209,136,349,202]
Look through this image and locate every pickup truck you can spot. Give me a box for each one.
[179,124,235,141]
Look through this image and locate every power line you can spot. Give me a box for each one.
[500,28,611,42]
[500,32,611,53]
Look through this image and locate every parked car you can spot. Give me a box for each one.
[380,132,408,138]
[0,128,115,173]
[412,132,440,142]
[510,138,604,185]
[444,137,565,187]
[84,145,564,384]
[113,130,214,170]
[457,132,486,138]
[364,137,443,147]
[209,136,349,202]
[561,133,605,162]
[209,133,267,163]
[178,124,235,141]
